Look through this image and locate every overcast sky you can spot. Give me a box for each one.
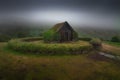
[0,0,120,28]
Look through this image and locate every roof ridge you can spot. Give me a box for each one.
[51,21,70,32]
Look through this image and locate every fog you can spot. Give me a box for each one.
[0,0,120,29]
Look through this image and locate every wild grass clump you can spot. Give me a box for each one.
[7,38,93,55]
[111,36,120,42]
[90,38,102,50]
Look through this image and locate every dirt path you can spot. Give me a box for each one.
[102,43,120,56]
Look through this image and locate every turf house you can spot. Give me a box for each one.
[43,21,78,42]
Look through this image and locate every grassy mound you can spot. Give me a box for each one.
[7,38,93,55]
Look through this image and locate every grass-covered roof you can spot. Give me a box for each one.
[51,21,73,32]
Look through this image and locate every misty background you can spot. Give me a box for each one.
[0,0,120,41]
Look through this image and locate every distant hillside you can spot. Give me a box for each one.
[0,22,120,41]
[75,27,120,40]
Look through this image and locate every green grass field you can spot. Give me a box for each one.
[105,41,120,47]
[0,42,120,80]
